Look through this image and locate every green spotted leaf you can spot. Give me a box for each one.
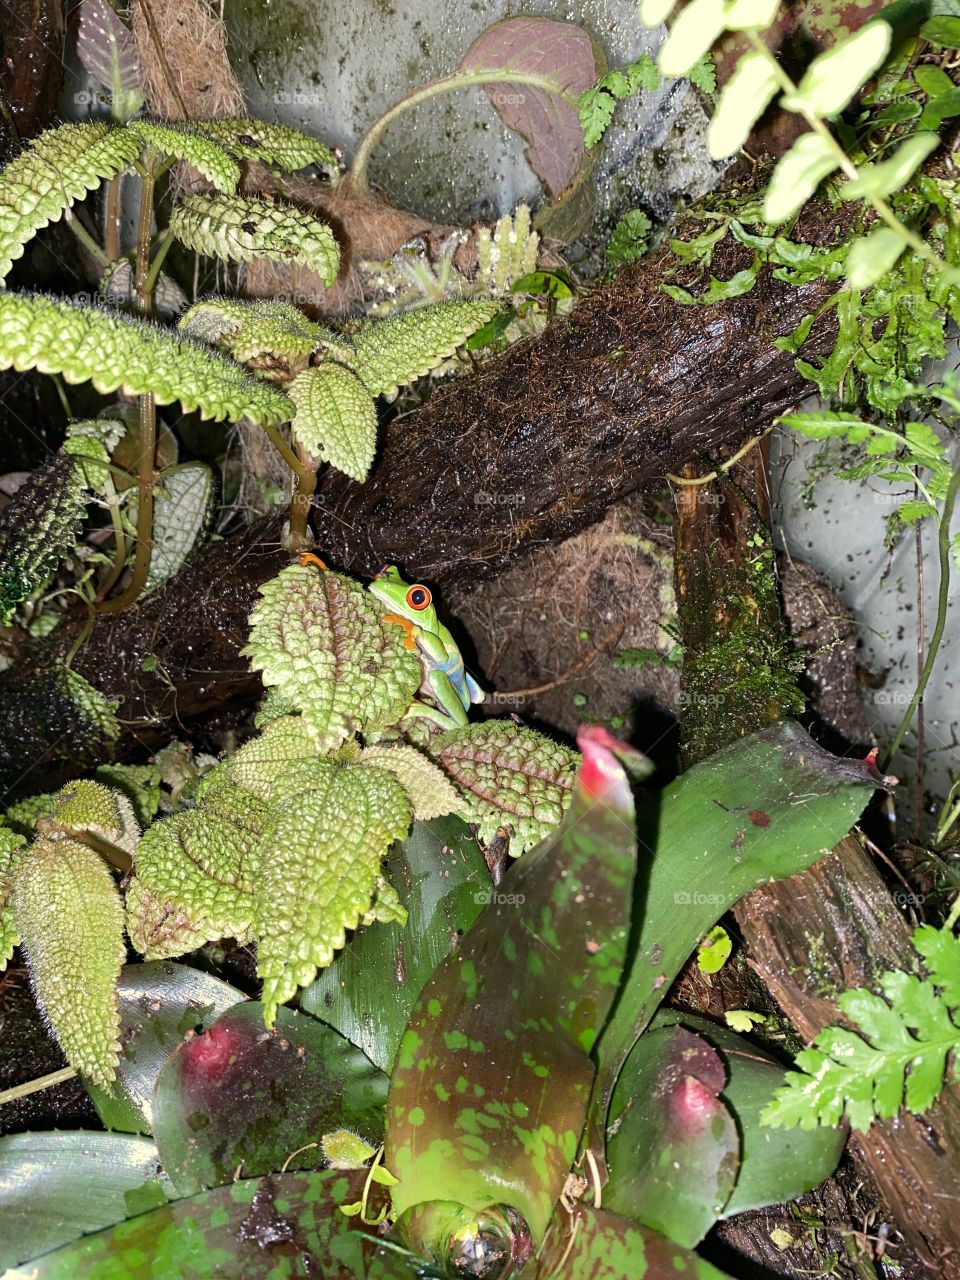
[0,122,141,282]
[190,117,339,176]
[289,362,378,481]
[178,297,321,377]
[536,1205,733,1279]
[388,728,647,1250]
[127,121,240,192]
[347,300,500,397]
[359,745,463,821]
[169,194,340,286]
[0,294,291,425]
[431,720,578,852]
[12,836,125,1085]
[242,564,421,753]
[256,761,412,1024]
[0,827,27,968]
[125,780,265,959]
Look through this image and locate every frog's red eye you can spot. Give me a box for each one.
[407,585,431,611]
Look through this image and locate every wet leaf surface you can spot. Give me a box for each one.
[533,1206,732,1279]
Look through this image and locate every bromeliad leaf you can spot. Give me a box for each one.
[347,300,500,396]
[388,728,646,1254]
[242,564,421,752]
[430,720,578,852]
[127,121,241,193]
[12,837,125,1085]
[0,294,291,424]
[535,1205,733,1280]
[190,117,339,177]
[178,297,321,376]
[169,195,340,286]
[288,363,378,482]
[256,760,412,1024]
[0,123,141,282]
[125,779,265,959]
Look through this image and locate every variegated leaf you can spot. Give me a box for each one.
[288,363,378,481]
[129,463,214,594]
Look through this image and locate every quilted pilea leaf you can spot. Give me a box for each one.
[242,564,421,753]
[535,1206,732,1280]
[54,664,122,747]
[256,760,412,1025]
[347,300,500,396]
[0,451,90,624]
[0,294,291,425]
[129,463,214,593]
[12,836,125,1085]
[359,745,463,821]
[49,780,140,854]
[87,961,245,1135]
[125,781,266,959]
[288,362,378,481]
[169,194,340,286]
[604,1025,739,1247]
[388,727,646,1250]
[432,720,578,852]
[302,815,487,1072]
[591,722,886,1138]
[0,827,27,968]
[152,1002,388,1195]
[0,122,141,282]
[190,117,339,176]
[178,297,321,377]
[224,715,319,801]
[127,120,240,192]
[6,1170,391,1280]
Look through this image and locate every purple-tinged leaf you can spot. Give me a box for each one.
[459,17,603,199]
[535,1205,733,1279]
[8,1170,392,1279]
[75,0,143,115]
[604,1025,739,1246]
[386,727,649,1252]
[152,1002,387,1195]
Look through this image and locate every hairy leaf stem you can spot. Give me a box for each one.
[0,1066,77,1108]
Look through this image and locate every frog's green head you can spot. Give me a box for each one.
[369,563,441,632]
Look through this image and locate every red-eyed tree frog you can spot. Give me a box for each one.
[368,564,485,729]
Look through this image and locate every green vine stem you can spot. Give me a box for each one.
[63,207,108,270]
[883,460,960,771]
[0,1066,77,1108]
[351,69,579,192]
[746,31,960,284]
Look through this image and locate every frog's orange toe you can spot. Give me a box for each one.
[298,552,328,571]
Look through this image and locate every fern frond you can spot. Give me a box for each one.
[288,363,378,481]
[347,300,500,397]
[127,120,241,192]
[0,293,291,424]
[762,926,960,1132]
[190,118,338,176]
[169,195,340,286]
[0,122,141,282]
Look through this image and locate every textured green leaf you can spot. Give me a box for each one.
[3,1170,386,1279]
[127,121,240,192]
[359,745,463,821]
[846,226,906,288]
[605,1026,738,1247]
[0,122,141,282]
[783,22,893,116]
[12,836,125,1085]
[190,117,339,175]
[708,52,780,159]
[288,362,378,481]
[388,728,646,1248]
[152,1002,388,1195]
[224,715,319,801]
[301,814,488,1071]
[536,1205,733,1279]
[347,300,499,396]
[49,779,140,853]
[242,564,421,753]
[0,1132,174,1272]
[256,761,412,1024]
[178,297,321,376]
[125,781,265,959]
[764,133,839,224]
[0,827,27,967]
[170,194,340,286]
[431,720,578,852]
[591,722,884,1134]
[130,462,214,593]
[87,961,246,1134]
[0,293,291,424]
